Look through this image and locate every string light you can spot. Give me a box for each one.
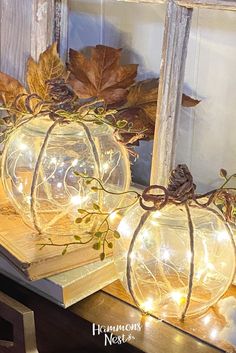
[129,252,137,260]
[72,159,78,167]
[141,298,153,312]
[17,183,24,193]
[50,157,57,164]
[102,162,110,172]
[2,114,131,236]
[118,220,131,238]
[216,231,229,242]
[19,143,27,151]
[203,314,211,325]
[161,249,171,261]
[210,328,218,340]
[171,291,186,305]
[70,195,84,205]
[187,251,193,262]
[114,201,236,319]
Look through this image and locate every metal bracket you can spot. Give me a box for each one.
[0,291,38,353]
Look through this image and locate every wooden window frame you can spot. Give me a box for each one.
[120,0,236,185]
[1,0,236,185]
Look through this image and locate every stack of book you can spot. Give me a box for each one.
[0,186,118,307]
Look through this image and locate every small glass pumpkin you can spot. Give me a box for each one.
[1,116,131,235]
[114,202,236,319]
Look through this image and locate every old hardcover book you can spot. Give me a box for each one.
[0,255,118,308]
[0,192,113,280]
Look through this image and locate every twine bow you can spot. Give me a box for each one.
[140,164,196,211]
[126,164,236,321]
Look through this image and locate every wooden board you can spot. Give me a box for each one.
[118,0,236,11]
[102,280,236,353]
[151,0,193,185]
[0,0,68,83]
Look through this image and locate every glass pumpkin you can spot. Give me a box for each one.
[1,116,131,235]
[114,203,236,319]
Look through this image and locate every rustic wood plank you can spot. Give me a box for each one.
[0,0,55,82]
[0,0,32,82]
[54,0,69,60]
[175,0,236,11]
[118,0,236,10]
[151,0,193,185]
[117,0,165,3]
[31,0,55,61]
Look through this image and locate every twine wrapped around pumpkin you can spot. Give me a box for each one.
[126,165,236,320]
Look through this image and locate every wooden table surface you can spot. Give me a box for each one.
[0,274,230,353]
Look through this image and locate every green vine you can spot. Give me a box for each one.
[0,97,145,149]
[38,173,141,260]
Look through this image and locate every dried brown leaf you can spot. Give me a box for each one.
[182,94,200,107]
[68,45,138,105]
[0,72,26,108]
[117,78,200,143]
[26,42,67,101]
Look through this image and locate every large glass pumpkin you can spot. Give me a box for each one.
[114,203,236,319]
[1,116,130,235]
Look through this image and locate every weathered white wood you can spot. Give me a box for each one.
[151,0,193,185]
[117,0,165,3]
[0,0,69,82]
[176,0,236,11]
[118,0,236,10]
[54,0,69,61]
[0,0,55,82]
[31,0,55,61]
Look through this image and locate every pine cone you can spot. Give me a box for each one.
[167,164,196,202]
[46,78,76,110]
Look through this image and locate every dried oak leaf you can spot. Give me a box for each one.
[0,72,26,108]
[117,78,200,142]
[27,42,68,101]
[68,45,138,105]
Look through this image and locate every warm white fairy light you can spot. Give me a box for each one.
[25,196,31,204]
[203,314,211,325]
[17,183,24,193]
[2,116,131,238]
[187,251,193,262]
[171,291,186,305]
[207,263,215,271]
[19,143,28,151]
[161,249,171,261]
[72,159,79,167]
[114,202,235,320]
[216,231,229,242]
[109,211,118,221]
[210,328,218,340]
[141,298,153,312]
[141,230,149,240]
[129,252,137,260]
[102,162,110,172]
[118,220,131,238]
[50,157,57,164]
[70,195,83,205]
[152,210,161,219]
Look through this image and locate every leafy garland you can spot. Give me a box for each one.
[0,43,146,147]
[0,43,200,260]
[39,173,140,260]
[0,42,199,147]
[38,167,236,260]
